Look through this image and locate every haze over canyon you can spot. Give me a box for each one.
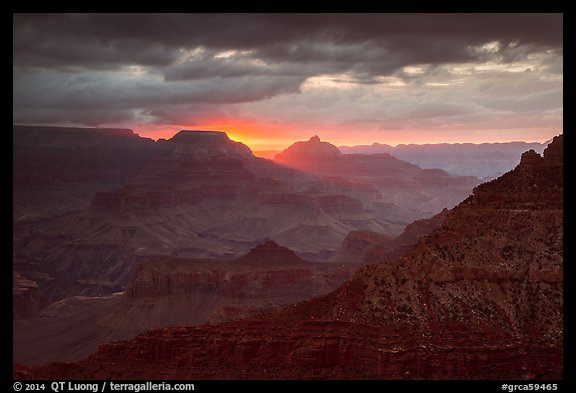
[13,12,562,382]
[13,125,563,380]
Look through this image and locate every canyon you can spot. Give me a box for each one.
[14,134,563,380]
[14,126,476,321]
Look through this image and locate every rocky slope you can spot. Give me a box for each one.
[16,135,562,380]
[13,241,356,365]
[275,136,479,218]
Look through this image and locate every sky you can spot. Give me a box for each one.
[13,13,563,151]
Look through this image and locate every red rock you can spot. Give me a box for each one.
[13,125,159,217]
[19,135,563,380]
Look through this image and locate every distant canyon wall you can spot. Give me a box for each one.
[339,140,548,180]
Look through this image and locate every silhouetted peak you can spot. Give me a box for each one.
[275,136,341,162]
[518,133,562,167]
[253,240,285,250]
[468,133,563,209]
[248,240,297,256]
[543,134,563,162]
[519,149,542,166]
[170,130,230,144]
[235,240,307,265]
[166,130,252,159]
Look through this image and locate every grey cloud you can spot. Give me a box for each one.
[476,89,563,113]
[164,51,274,81]
[14,15,176,70]
[391,101,476,120]
[143,105,235,125]
[540,52,564,75]
[13,69,305,112]
[14,13,562,75]
[12,13,563,131]
[162,40,408,85]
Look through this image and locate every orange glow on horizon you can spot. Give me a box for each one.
[132,121,559,153]
[135,120,315,151]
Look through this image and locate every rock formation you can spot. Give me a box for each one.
[16,135,562,379]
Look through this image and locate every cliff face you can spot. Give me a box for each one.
[17,135,563,380]
[13,125,159,218]
[167,130,253,159]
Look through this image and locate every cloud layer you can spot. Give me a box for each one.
[13,13,563,148]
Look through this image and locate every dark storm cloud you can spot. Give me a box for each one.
[13,14,176,69]
[12,13,563,132]
[162,42,399,82]
[14,13,562,73]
